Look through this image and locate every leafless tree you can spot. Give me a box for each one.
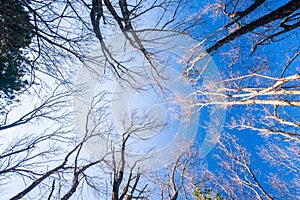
[2,0,300,199]
[175,1,300,199]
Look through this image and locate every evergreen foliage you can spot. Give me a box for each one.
[193,187,225,200]
[0,0,33,101]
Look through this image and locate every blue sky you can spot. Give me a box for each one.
[1,0,299,199]
[168,0,300,198]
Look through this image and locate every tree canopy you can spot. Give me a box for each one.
[0,0,33,102]
[0,0,299,199]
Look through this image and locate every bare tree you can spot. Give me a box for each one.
[1,0,299,199]
[176,1,300,199]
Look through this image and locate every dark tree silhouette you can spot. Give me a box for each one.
[0,0,34,102]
